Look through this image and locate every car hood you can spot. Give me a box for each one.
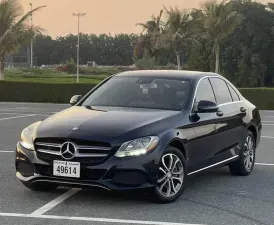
[35,106,181,143]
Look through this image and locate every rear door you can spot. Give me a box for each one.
[226,82,246,151]
[209,77,245,159]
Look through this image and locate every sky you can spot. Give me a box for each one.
[20,0,270,38]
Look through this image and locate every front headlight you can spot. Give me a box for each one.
[20,121,41,151]
[115,136,159,157]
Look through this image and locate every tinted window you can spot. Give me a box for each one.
[228,84,240,101]
[81,76,190,110]
[195,78,216,103]
[210,78,232,104]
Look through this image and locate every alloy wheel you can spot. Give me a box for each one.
[243,135,255,171]
[156,153,184,198]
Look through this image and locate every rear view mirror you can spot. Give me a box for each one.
[197,100,218,113]
[70,95,82,106]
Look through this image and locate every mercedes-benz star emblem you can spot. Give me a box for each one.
[60,142,77,160]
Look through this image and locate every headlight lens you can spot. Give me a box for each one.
[20,122,41,151]
[115,136,159,157]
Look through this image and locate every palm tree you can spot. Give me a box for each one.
[134,10,163,57]
[0,0,46,80]
[156,6,201,70]
[203,0,241,74]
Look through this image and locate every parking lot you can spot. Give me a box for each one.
[0,102,273,225]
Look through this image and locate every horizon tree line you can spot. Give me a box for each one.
[1,0,274,87]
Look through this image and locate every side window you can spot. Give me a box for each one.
[227,84,240,101]
[195,78,216,104]
[209,78,232,105]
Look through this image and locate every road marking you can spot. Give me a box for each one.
[0,213,204,225]
[255,163,274,166]
[31,188,81,215]
[0,113,22,114]
[0,151,13,153]
[0,107,29,110]
[0,114,36,121]
[262,121,274,123]
[0,112,53,116]
[262,136,274,139]
[263,116,274,118]
[262,124,274,126]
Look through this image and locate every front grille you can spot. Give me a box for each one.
[34,138,111,163]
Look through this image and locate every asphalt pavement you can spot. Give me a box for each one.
[0,102,274,225]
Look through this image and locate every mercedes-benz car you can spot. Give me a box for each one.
[15,70,261,203]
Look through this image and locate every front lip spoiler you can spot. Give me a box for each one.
[16,172,111,191]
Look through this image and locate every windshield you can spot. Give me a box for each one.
[81,76,190,110]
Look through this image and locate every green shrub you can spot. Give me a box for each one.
[79,66,120,75]
[0,81,273,109]
[239,88,274,110]
[5,68,65,76]
[0,81,96,103]
[66,58,77,74]
[134,57,158,70]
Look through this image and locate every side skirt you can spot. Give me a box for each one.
[187,155,239,176]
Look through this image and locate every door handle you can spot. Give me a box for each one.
[216,111,223,117]
[240,107,246,113]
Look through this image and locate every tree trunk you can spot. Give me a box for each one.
[215,42,220,74]
[176,53,181,70]
[0,55,4,80]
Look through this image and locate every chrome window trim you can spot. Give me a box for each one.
[191,75,243,111]
[218,100,242,107]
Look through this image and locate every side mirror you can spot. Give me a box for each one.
[70,95,82,106]
[197,100,218,113]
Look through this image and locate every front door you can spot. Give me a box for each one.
[187,77,225,172]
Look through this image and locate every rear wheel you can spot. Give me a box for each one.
[152,146,187,203]
[229,131,256,176]
[21,181,58,191]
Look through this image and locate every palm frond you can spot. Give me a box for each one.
[0,4,46,43]
[0,0,46,56]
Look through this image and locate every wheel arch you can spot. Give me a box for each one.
[247,124,257,144]
[167,138,187,160]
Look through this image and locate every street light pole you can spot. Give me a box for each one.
[72,13,86,83]
[30,3,33,68]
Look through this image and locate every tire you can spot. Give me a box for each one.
[229,130,256,176]
[152,146,187,203]
[21,181,58,191]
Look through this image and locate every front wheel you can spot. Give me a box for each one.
[152,146,187,203]
[229,131,256,176]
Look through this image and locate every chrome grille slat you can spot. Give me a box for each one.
[76,153,108,157]
[35,139,111,159]
[36,142,62,148]
[37,149,61,156]
[77,146,110,151]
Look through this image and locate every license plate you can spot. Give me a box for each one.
[53,160,80,178]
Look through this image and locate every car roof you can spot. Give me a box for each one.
[114,70,220,80]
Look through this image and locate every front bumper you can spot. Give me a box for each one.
[15,142,162,191]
